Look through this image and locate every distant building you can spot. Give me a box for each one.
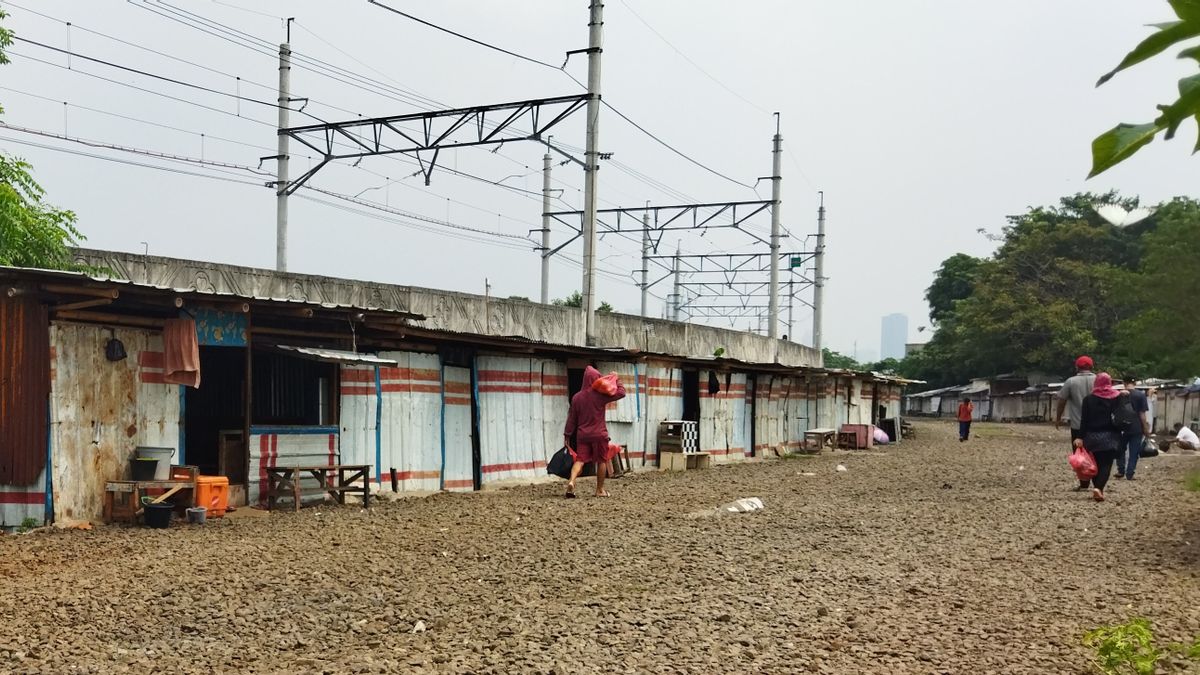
[880,313,908,360]
[905,342,926,358]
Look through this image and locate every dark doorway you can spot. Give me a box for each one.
[747,376,757,457]
[567,367,584,400]
[184,347,245,477]
[681,369,700,423]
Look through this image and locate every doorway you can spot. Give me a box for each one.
[681,369,700,422]
[184,346,245,478]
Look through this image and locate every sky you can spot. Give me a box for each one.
[1,0,1198,359]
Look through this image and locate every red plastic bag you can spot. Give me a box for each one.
[592,372,620,396]
[1069,445,1098,481]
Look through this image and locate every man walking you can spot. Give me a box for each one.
[1055,355,1097,490]
[1117,376,1151,480]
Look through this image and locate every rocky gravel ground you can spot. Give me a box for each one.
[4,421,1200,673]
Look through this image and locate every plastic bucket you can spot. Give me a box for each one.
[135,447,175,480]
[186,507,207,525]
[141,498,173,529]
[131,457,159,481]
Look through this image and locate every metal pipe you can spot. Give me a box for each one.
[814,191,826,353]
[541,153,553,304]
[275,42,291,272]
[671,242,681,321]
[581,0,604,346]
[768,113,782,339]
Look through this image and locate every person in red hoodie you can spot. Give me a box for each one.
[563,366,626,498]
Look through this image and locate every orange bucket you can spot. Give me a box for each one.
[195,475,230,518]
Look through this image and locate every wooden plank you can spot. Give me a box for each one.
[151,485,184,504]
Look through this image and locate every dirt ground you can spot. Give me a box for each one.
[4,421,1200,674]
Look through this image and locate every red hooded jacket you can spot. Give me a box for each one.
[564,366,627,442]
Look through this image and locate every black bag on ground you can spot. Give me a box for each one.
[1139,437,1159,458]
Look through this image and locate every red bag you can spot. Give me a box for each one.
[592,373,620,396]
[1069,446,1098,481]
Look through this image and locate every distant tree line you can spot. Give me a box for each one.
[869,192,1200,387]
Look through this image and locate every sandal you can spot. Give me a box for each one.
[564,482,576,499]
[1092,488,1105,502]
[595,490,611,498]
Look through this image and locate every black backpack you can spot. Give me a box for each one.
[1110,396,1139,432]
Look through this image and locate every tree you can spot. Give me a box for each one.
[1090,1,1200,177]
[1115,198,1200,377]
[911,193,1168,383]
[926,254,983,324]
[552,290,613,313]
[821,348,861,370]
[0,9,84,269]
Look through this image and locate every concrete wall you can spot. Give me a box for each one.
[73,249,821,368]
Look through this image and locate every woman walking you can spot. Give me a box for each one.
[564,366,626,498]
[1077,373,1132,502]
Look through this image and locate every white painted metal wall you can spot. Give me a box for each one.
[338,364,376,470]
[642,365,683,467]
[699,371,749,463]
[442,365,474,491]
[248,428,337,504]
[476,356,554,484]
[377,352,443,492]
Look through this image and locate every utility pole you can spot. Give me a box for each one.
[640,205,650,318]
[540,153,553,304]
[813,191,826,352]
[274,22,293,272]
[767,113,782,339]
[580,0,604,346]
[671,242,681,321]
[787,278,794,341]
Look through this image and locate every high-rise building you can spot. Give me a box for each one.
[880,314,908,360]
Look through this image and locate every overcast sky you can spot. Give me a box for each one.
[2,0,1197,360]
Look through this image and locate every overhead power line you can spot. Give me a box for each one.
[365,1,758,192]
[367,0,563,70]
[616,0,771,116]
[9,35,325,122]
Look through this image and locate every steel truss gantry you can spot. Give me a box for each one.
[276,94,590,195]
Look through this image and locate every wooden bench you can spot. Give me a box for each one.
[265,464,370,512]
[104,465,199,524]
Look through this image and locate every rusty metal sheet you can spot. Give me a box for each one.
[0,296,49,486]
[49,323,180,522]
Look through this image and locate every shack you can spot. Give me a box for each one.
[0,250,907,527]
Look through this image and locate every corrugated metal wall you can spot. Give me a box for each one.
[442,365,473,491]
[377,352,443,492]
[642,365,683,466]
[699,371,749,463]
[540,360,570,468]
[339,364,376,470]
[477,356,555,484]
[49,323,180,522]
[0,296,49,486]
[0,297,50,527]
[248,427,338,504]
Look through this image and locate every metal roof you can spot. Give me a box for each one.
[0,266,426,319]
[275,345,398,366]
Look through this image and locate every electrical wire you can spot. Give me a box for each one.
[616,0,770,116]
[0,134,268,187]
[366,0,563,70]
[9,35,326,122]
[0,87,279,154]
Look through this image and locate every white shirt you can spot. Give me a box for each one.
[1178,426,1200,447]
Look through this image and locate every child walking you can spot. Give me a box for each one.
[958,397,973,442]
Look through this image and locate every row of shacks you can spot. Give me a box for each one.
[0,265,911,528]
[906,374,1199,433]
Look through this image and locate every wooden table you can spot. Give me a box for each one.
[803,427,837,451]
[265,464,370,512]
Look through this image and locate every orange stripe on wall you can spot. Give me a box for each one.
[443,479,474,489]
[478,370,533,383]
[138,351,164,368]
[481,460,542,474]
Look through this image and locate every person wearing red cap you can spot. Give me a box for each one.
[1055,355,1097,490]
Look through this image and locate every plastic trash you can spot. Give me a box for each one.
[836,464,848,472]
[719,497,765,513]
[592,372,620,396]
